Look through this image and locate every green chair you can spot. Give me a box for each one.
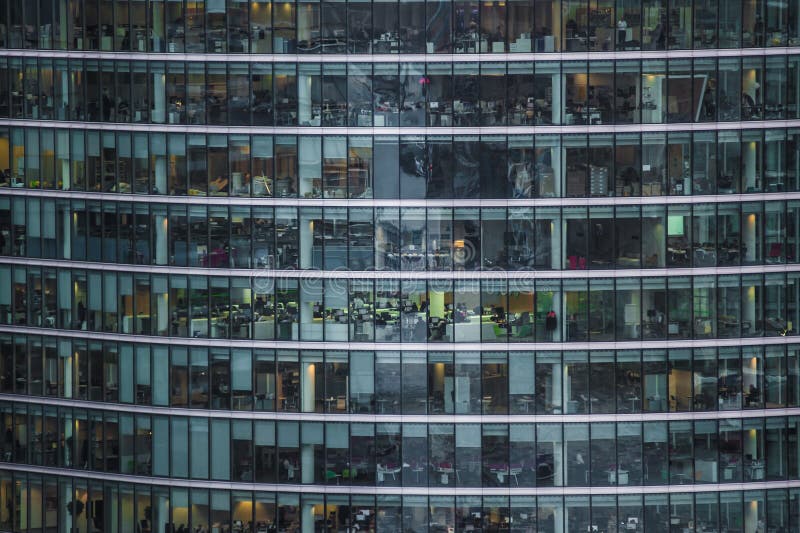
[325,470,339,484]
[515,324,533,339]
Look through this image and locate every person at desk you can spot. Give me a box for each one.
[453,304,468,323]
[701,84,716,119]
[742,90,758,119]
[490,306,505,322]
[490,24,505,49]
[566,19,578,37]
[117,98,130,121]
[209,175,229,194]
[428,317,447,340]
[413,316,427,341]
[746,384,760,406]
[572,452,586,483]
[649,23,665,49]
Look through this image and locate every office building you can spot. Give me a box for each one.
[2,1,800,531]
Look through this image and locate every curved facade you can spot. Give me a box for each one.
[3,1,800,532]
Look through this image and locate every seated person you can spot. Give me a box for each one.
[208,175,229,193]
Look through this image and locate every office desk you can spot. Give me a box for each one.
[435,464,458,485]
[372,37,400,53]
[516,397,536,413]
[489,465,510,484]
[746,462,765,480]
[377,464,401,483]
[625,396,641,411]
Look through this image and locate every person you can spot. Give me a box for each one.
[102,89,113,121]
[242,171,251,193]
[3,428,11,459]
[617,18,628,46]
[650,23,665,49]
[80,437,89,467]
[414,316,427,341]
[566,19,578,37]
[283,458,295,480]
[573,452,587,484]
[545,310,557,340]
[748,384,760,406]
[492,24,505,44]
[702,86,716,119]
[754,16,764,46]
[77,301,87,327]
[742,91,756,119]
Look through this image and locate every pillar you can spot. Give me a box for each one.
[154,494,169,533]
[743,140,757,190]
[60,481,72,532]
[744,212,757,263]
[298,75,312,125]
[743,285,756,331]
[154,154,167,195]
[744,499,759,533]
[375,226,385,269]
[551,145,562,197]
[301,503,315,533]
[552,73,561,125]
[551,363,562,413]
[152,73,166,124]
[62,209,71,259]
[301,445,315,484]
[62,415,72,467]
[551,220,562,270]
[300,215,313,269]
[302,363,316,413]
[429,290,444,318]
[151,4,164,52]
[744,427,757,461]
[58,1,68,52]
[62,353,72,399]
[154,215,168,265]
[60,158,70,190]
[158,294,169,335]
[558,290,568,343]
[19,483,27,530]
[553,441,563,487]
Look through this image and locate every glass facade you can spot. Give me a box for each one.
[3,1,800,532]
[6,128,800,197]
[1,56,800,128]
